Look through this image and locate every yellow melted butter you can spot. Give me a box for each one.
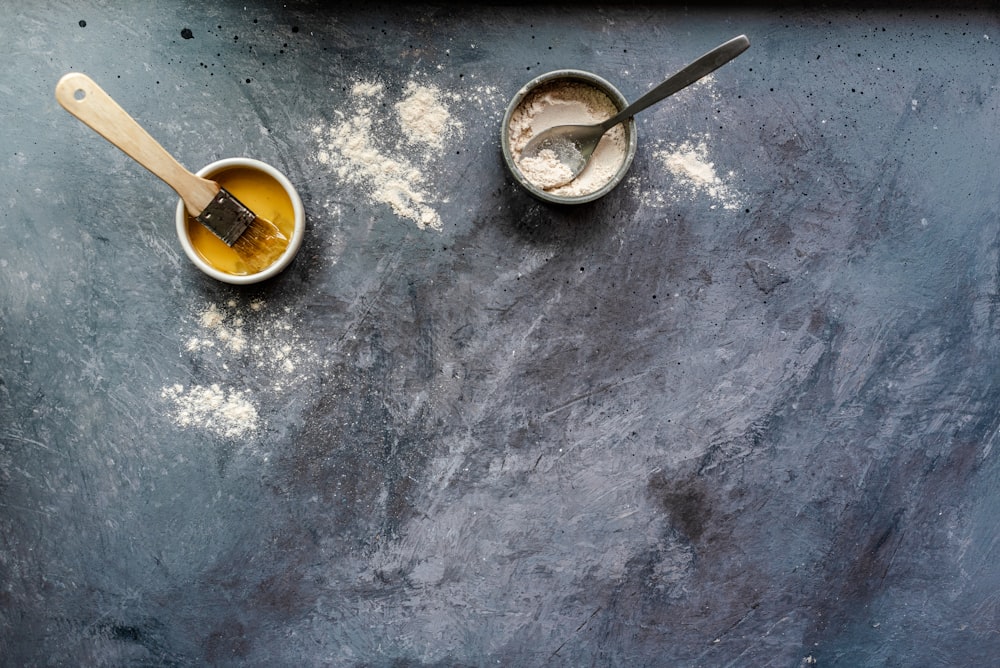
[185,166,295,276]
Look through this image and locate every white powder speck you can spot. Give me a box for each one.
[654,134,743,210]
[396,82,462,149]
[185,336,214,352]
[664,145,718,185]
[192,299,319,380]
[197,303,247,353]
[199,304,225,329]
[352,81,384,98]
[162,298,326,439]
[161,384,259,438]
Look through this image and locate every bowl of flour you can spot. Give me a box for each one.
[502,70,637,204]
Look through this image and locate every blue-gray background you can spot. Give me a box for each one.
[1,2,999,666]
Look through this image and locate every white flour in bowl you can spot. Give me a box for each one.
[517,149,576,190]
[508,80,627,197]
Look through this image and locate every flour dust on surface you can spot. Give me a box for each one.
[161,298,326,439]
[313,80,462,231]
[626,131,745,212]
[616,73,745,211]
[312,75,503,231]
[160,384,259,439]
[655,133,744,211]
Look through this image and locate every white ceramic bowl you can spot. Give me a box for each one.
[175,157,305,284]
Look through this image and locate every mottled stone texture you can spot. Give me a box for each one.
[1,3,999,666]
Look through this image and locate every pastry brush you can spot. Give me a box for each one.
[55,72,287,273]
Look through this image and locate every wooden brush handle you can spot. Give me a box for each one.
[55,72,218,215]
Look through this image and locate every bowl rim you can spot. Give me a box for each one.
[501,69,638,205]
[175,157,305,285]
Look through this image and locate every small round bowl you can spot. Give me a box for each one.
[501,69,638,205]
[175,157,305,285]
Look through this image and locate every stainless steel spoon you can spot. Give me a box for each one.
[520,35,751,187]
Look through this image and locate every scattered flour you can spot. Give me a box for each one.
[621,74,745,211]
[160,383,259,438]
[187,303,246,353]
[352,81,384,98]
[183,298,319,389]
[313,79,465,230]
[396,82,457,149]
[692,73,720,104]
[653,134,743,210]
[162,298,324,438]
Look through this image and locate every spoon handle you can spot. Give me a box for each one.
[601,34,751,131]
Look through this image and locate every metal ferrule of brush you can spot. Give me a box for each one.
[197,189,255,246]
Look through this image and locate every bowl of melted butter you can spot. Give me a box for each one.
[175,158,305,284]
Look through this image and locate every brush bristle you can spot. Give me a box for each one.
[232,216,290,274]
[197,189,256,246]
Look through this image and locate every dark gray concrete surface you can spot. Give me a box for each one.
[2,2,999,666]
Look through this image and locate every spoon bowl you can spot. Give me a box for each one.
[520,124,599,180]
[520,34,751,188]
